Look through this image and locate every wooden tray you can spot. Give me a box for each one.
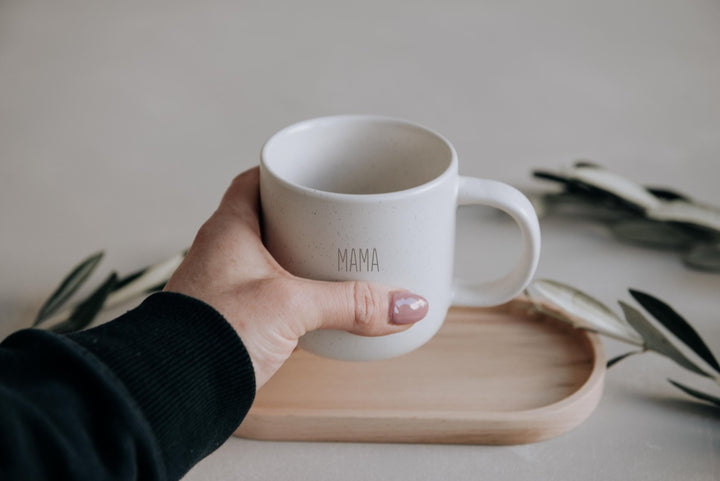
[235,299,605,445]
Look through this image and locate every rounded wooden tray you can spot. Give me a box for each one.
[235,299,605,445]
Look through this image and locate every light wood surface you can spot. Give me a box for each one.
[235,300,605,445]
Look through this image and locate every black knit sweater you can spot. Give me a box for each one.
[0,292,256,480]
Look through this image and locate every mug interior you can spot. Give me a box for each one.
[262,116,454,195]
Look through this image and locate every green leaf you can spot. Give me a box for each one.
[114,267,148,291]
[646,187,691,202]
[646,198,720,232]
[610,220,697,250]
[606,350,644,368]
[531,280,642,344]
[542,192,635,222]
[144,281,167,294]
[570,164,661,212]
[683,242,720,272]
[618,301,710,378]
[532,170,570,185]
[50,272,118,334]
[104,251,185,308]
[34,251,104,325]
[629,290,720,375]
[668,379,720,408]
[573,160,601,168]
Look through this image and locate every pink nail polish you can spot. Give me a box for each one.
[390,292,429,324]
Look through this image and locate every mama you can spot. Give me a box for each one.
[338,248,380,272]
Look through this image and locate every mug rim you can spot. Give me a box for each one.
[259,114,458,201]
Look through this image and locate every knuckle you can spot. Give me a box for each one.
[352,282,380,330]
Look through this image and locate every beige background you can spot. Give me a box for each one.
[1,1,719,479]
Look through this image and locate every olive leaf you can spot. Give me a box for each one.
[668,379,720,407]
[683,242,720,272]
[103,251,184,308]
[573,160,601,168]
[606,350,644,368]
[645,187,691,202]
[34,251,104,325]
[532,170,570,185]
[609,220,698,250]
[647,199,720,232]
[114,267,149,291]
[629,290,720,375]
[570,164,661,212]
[531,280,643,345]
[50,272,118,334]
[533,167,653,216]
[618,301,710,378]
[541,192,635,222]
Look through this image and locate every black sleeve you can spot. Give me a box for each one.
[0,291,256,481]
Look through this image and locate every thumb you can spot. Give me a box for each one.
[297,279,429,336]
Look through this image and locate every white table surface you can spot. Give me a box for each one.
[1,0,719,479]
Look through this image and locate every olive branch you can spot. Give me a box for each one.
[525,280,720,408]
[531,161,720,271]
[32,250,185,333]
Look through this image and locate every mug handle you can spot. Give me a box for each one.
[452,176,541,306]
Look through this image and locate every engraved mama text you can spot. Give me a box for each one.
[338,248,380,272]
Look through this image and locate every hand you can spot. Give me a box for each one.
[164,167,428,389]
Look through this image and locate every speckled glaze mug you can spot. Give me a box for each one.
[259,115,541,361]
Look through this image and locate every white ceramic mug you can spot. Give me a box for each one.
[259,115,541,361]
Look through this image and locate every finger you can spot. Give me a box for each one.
[217,167,261,233]
[297,279,429,337]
